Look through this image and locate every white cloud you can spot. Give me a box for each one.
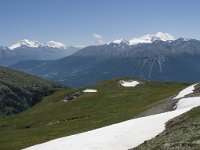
[92,33,104,44]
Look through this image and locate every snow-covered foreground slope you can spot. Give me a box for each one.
[24,109,192,150]
[24,87,200,150]
[173,83,197,99]
[176,97,200,110]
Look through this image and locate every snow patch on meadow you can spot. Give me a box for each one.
[83,89,97,93]
[120,80,139,87]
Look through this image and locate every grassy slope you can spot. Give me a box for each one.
[135,106,200,150]
[0,78,187,150]
[0,67,55,115]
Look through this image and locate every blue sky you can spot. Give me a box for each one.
[0,0,200,46]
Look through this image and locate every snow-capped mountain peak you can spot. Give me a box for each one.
[9,39,43,50]
[9,40,68,50]
[129,32,176,45]
[129,34,153,45]
[152,32,176,41]
[46,41,67,49]
[111,39,128,44]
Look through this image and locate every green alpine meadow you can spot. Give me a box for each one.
[0,69,188,149]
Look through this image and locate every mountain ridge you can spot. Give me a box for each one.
[0,42,81,66]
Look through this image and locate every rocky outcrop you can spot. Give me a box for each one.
[63,92,81,102]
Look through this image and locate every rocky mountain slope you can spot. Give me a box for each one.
[0,67,56,115]
[134,84,200,150]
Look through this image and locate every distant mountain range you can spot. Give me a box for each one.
[8,32,200,87]
[0,32,175,66]
[0,39,82,66]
